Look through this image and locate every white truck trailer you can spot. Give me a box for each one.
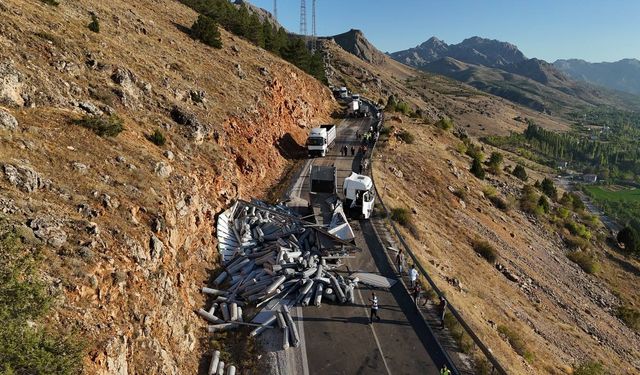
[307,124,337,157]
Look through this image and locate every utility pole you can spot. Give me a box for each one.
[273,0,277,22]
[300,0,307,37]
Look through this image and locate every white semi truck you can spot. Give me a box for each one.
[343,172,375,219]
[339,87,349,99]
[306,124,337,157]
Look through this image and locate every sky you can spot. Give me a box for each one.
[249,0,640,62]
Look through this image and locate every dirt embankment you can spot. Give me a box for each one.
[373,117,640,374]
[0,0,335,373]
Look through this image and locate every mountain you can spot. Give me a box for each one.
[391,36,526,69]
[391,37,640,114]
[554,58,640,95]
[330,29,388,65]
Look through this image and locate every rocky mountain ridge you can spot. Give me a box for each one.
[554,58,640,95]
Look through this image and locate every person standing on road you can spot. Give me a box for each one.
[369,292,381,324]
[413,283,422,307]
[409,265,418,289]
[355,130,360,139]
[395,249,405,275]
[439,296,448,329]
[350,145,355,156]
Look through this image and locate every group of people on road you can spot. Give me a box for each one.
[340,145,355,157]
[394,248,448,328]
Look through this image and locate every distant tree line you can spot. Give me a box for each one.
[181,0,326,83]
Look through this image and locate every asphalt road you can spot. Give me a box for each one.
[290,108,452,374]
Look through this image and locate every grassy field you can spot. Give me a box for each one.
[584,185,640,201]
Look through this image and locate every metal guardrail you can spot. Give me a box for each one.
[364,100,508,375]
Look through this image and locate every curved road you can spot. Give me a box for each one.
[287,106,454,374]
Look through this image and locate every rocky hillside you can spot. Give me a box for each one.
[374,116,640,374]
[391,36,640,114]
[0,0,334,373]
[554,58,640,96]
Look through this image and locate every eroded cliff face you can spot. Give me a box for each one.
[0,0,335,373]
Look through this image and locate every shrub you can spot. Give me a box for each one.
[191,14,222,48]
[564,234,590,250]
[512,164,528,181]
[617,226,639,255]
[537,195,550,214]
[379,126,392,137]
[465,141,484,161]
[0,226,84,374]
[497,325,535,363]
[567,251,600,274]
[482,185,497,197]
[88,14,100,33]
[453,189,467,201]
[472,239,497,263]
[394,101,411,115]
[520,185,539,213]
[470,157,485,179]
[558,207,570,219]
[570,192,585,211]
[148,129,166,146]
[565,220,591,240]
[391,207,411,227]
[487,152,504,174]
[489,195,510,211]
[574,361,604,375]
[540,177,557,201]
[435,117,453,131]
[455,141,467,155]
[396,130,415,144]
[616,305,640,331]
[73,115,124,137]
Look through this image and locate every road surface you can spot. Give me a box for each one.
[287,107,453,374]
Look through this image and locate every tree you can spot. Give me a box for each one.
[540,178,557,201]
[512,165,528,181]
[538,195,550,213]
[471,157,485,179]
[191,14,222,49]
[617,226,638,255]
[487,152,504,174]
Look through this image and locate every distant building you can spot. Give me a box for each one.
[556,161,568,170]
[582,174,598,184]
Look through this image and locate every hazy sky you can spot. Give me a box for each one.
[249,0,639,62]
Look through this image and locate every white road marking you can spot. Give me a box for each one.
[295,306,310,375]
[355,287,393,375]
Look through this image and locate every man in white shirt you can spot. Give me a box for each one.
[409,265,418,289]
[369,292,381,324]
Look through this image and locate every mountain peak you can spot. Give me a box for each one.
[331,29,387,65]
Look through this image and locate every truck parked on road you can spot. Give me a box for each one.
[339,87,349,99]
[343,172,375,219]
[307,124,336,157]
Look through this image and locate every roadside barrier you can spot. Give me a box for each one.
[364,100,508,375]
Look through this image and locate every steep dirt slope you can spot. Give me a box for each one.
[0,0,334,373]
[322,36,569,136]
[373,118,640,374]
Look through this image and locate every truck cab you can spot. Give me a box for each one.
[307,125,336,157]
[343,172,375,219]
[339,87,349,99]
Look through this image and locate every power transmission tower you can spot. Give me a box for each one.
[273,0,277,22]
[299,0,307,36]
[311,0,317,50]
